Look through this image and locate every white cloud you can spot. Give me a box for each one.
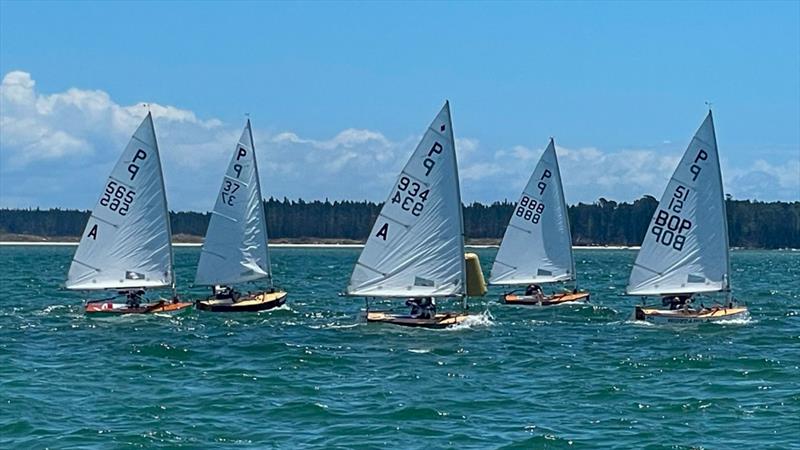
[1,71,797,210]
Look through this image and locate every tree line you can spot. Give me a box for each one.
[1,197,798,248]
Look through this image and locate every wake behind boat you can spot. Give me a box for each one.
[627,110,747,324]
[489,138,590,306]
[344,102,478,328]
[66,113,192,315]
[194,119,287,312]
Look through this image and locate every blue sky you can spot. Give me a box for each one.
[1,1,798,210]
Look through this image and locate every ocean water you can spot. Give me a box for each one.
[0,246,798,449]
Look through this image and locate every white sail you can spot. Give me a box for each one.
[194,120,272,286]
[489,138,575,285]
[347,102,466,297]
[627,111,730,296]
[66,113,174,290]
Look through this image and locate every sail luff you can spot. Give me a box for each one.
[150,113,176,297]
[446,101,468,296]
[708,110,732,295]
[551,138,576,285]
[247,118,273,287]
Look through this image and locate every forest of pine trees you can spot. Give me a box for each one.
[0,197,798,248]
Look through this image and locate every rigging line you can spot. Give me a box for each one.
[631,262,664,276]
[376,212,411,229]
[89,214,118,228]
[508,223,532,234]
[210,210,239,223]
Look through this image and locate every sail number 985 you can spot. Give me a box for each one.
[100,181,136,216]
[516,196,545,224]
[392,176,430,216]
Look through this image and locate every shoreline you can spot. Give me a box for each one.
[2,241,794,250]
[0,241,639,250]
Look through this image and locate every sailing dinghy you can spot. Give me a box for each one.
[67,113,192,315]
[345,102,471,328]
[194,120,287,312]
[627,111,747,324]
[489,138,589,306]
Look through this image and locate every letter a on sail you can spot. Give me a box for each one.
[67,113,173,290]
[347,102,466,297]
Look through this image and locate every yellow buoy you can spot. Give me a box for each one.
[465,252,487,297]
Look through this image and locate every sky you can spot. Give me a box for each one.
[1,1,798,211]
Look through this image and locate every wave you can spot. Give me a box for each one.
[447,310,495,330]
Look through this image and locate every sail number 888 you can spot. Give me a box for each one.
[516,196,545,224]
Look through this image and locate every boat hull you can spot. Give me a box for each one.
[84,300,193,315]
[366,311,469,329]
[502,291,590,306]
[634,306,748,324]
[195,290,288,312]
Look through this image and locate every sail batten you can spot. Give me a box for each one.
[194,120,273,287]
[627,112,729,296]
[489,139,575,286]
[347,102,466,298]
[66,113,174,291]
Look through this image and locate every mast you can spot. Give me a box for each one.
[150,112,177,298]
[446,101,468,299]
[551,137,576,287]
[707,109,732,302]
[247,117,273,289]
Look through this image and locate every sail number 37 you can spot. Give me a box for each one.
[221,180,240,207]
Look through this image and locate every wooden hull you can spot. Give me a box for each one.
[196,290,287,312]
[84,300,193,315]
[366,311,469,329]
[502,291,590,306]
[634,306,748,324]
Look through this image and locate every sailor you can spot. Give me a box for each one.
[525,284,544,301]
[213,285,240,302]
[126,289,144,308]
[406,298,423,318]
[663,294,692,310]
[419,297,436,319]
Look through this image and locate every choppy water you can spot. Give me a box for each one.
[0,246,798,449]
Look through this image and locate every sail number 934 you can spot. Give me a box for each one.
[100,181,136,216]
[392,176,430,216]
[515,196,545,224]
